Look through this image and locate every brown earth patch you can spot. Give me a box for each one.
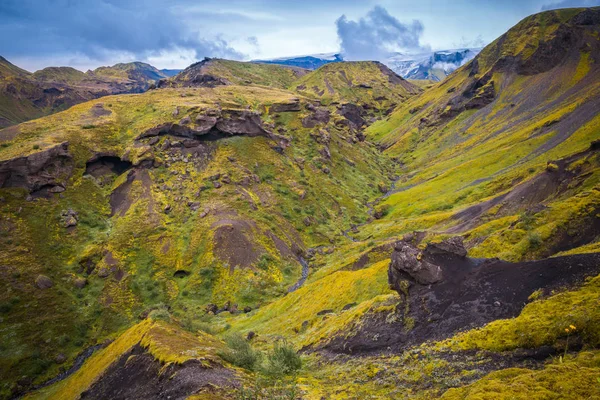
[109,168,155,217]
[212,218,263,270]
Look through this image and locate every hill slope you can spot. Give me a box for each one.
[364,6,600,261]
[0,59,169,129]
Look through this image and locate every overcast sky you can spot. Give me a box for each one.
[1,0,599,72]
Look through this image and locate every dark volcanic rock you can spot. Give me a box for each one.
[302,107,330,128]
[425,236,467,257]
[389,241,443,287]
[337,103,366,129]
[317,241,600,355]
[270,99,301,112]
[137,110,271,141]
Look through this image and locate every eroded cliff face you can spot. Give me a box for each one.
[0,142,72,196]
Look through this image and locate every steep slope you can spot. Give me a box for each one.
[158,58,308,89]
[0,58,168,129]
[362,6,600,261]
[0,56,31,78]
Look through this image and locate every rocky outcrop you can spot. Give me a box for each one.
[388,237,466,290]
[138,110,275,141]
[0,142,72,194]
[337,103,366,129]
[270,99,302,113]
[301,107,330,128]
[388,241,443,287]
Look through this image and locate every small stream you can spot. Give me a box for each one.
[288,256,309,292]
[19,343,106,398]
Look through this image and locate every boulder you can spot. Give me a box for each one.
[74,277,87,289]
[195,115,218,134]
[301,108,330,128]
[97,267,110,278]
[35,274,53,289]
[389,242,443,289]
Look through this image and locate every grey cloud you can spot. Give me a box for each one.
[541,0,600,10]
[0,0,244,65]
[336,6,429,61]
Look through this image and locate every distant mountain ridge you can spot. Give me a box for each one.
[253,48,482,81]
[0,58,169,128]
[254,52,344,70]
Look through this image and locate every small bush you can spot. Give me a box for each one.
[263,340,302,377]
[218,334,262,371]
[82,124,96,129]
[32,144,40,150]
[527,232,542,249]
[148,306,171,322]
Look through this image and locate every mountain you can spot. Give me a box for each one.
[254,52,344,70]
[0,59,169,129]
[366,6,600,261]
[159,68,182,77]
[290,61,421,130]
[255,49,481,81]
[92,61,169,87]
[157,57,308,89]
[1,6,600,400]
[386,48,481,81]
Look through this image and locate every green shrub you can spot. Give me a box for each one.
[263,340,302,377]
[148,306,171,322]
[527,232,542,248]
[218,334,262,371]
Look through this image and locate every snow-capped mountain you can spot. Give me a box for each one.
[386,48,482,81]
[254,48,481,81]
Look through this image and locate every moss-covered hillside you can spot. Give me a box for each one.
[1,6,600,400]
[364,6,600,262]
[0,79,397,397]
[291,60,421,110]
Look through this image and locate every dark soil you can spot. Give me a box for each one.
[80,345,239,400]
[318,250,600,355]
